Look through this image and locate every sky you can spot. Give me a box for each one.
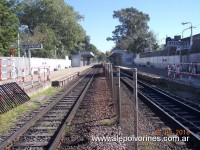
[65,0,200,52]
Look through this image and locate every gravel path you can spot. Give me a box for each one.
[120,80,193,150]
[60,69,127,149]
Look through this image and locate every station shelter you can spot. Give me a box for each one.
[71,51,94,67]
[108,50,133,66]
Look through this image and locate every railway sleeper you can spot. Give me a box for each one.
[14,142,48,147]
[23,133,54,137]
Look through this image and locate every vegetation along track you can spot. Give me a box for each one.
[119,71,200,148]
[0,65,98,150]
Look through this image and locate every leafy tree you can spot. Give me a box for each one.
[97,52,107,62]
[78,35,99,56]
[105,50,111,57]
[87,44,99,55]
[16,0,85,58]
[27,23,59,58]
[81,35,90,51]
[107,7,158,53]
[145,31,159,51]
[0,0,19,56]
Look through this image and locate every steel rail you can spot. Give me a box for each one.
[120,71,200,113]
[49,68,97,150]
[120,76,200,148]
[0,68,94,149]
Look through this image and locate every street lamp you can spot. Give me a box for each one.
[181,22,195,63]
[181,22,193,50]
[182,27,190,39]
[180,27,190,63]
[182,26,196,39]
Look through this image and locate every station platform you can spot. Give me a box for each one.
[120,65,200,101]
[49,66,91,81]
[126,65,200,89]
[0,66,92,96]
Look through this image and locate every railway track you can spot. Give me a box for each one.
[119,71,200,148]
[0,66,98,150]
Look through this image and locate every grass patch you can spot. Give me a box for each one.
[84,117,92,123]
[38,122,50,127]
[30,87,61,99]
[56,115,63,121]
[99,118,116,126]
[0,86,61,136]
[65,126,72,134]
[0,100,41,135]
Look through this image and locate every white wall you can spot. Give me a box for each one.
[30,57,71,72]
[0,56,71,79]
[134,53,200,70]
[71,55,81,67]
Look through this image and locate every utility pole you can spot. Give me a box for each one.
[182,22,194,63]
[17,33,20,57]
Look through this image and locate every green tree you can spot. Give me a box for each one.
[105,50,111,57]
[81,35,91,51]
[79,35,99,55]
[27,23,59,58]
[97,52,107,63]
[16,0,85,58]
[0,0,19,56]
[107,7,158,53]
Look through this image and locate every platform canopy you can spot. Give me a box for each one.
[108,50,133,66]
[79,51,94,58]
[108,50,127,65]
[108,50,127,57]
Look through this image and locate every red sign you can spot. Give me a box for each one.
[11,48,14,56]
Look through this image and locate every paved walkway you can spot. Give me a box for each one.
[126,65,200,88]
[50,66,91,81]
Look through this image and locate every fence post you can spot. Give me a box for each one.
[31,67,33,88]
[176,64,180,79]
[192,64,196,74]
[173,65,176,79]
[103,63,105,76]
[38,68,41,84]
[117,67,121,124]
[44,65,46,82]
[12,59,16,81]
[111,64,114,101]
[22,68,25,90]
[106,63,108,80]
[167,64,171,78]
[106,63,109,80]
[0,59,2,81]
[189,64,192,72]
[133,68,138,150]
[189,73,192,83]
[109,63,111,86]
[47,67,50,81]
[105,63,107,78]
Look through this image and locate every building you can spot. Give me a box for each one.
[71,51,94,67]
[108,50,133,66]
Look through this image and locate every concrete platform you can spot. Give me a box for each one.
[126,65,200,88]
[49,66,91,81]
[121,65,200,97]
[0,66,92,96]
